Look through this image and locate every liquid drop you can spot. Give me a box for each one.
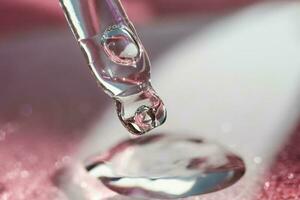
[85,134,245,199]
[116,86,167,135]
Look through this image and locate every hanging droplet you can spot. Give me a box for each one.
[101,25,141,65]
[116,87,167,135]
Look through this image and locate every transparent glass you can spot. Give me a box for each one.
[60,0,167,135]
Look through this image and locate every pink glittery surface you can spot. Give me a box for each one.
[0,121,78,199]
[1,1,300,200]
[0,29,110,199]
[257,125,300,200]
